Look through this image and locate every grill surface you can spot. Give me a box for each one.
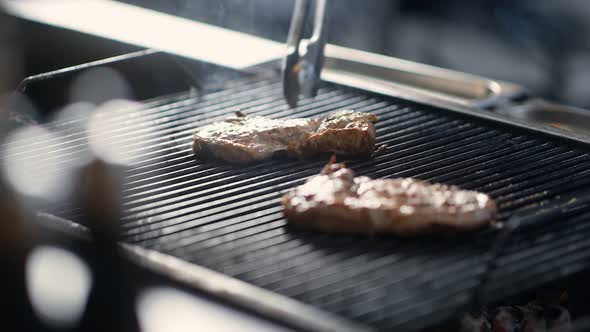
[12,74,590,331]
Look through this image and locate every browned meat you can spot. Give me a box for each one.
[491,307,520,332]
[192,110,377,163]
[460,303,572,332]
[460,312,492,332]
[282,160,496,235]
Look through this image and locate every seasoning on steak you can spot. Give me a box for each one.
[282,159,496,235]
[192,110,377,163]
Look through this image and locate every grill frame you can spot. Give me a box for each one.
[12,52,590,331]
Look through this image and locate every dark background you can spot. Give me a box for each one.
[119,0,590,109]
[4,0,590,109]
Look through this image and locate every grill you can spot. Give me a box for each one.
[12,66,590,331]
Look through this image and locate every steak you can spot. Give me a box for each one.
[192,110,377,163]
[282,160,496,235]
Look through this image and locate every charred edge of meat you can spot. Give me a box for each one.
[299,128,377,158]
[284,213,491,237]
[271,149,290,160]
[191,140,214,161]
[192,139,254,164]
[193,141,259,164]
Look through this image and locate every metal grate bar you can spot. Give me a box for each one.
[20,75,590,332]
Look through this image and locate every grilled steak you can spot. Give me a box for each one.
[192,110,377,163]
[282,160,496,235]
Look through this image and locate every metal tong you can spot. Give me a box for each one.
[282,0,328,108]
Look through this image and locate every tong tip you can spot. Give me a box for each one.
[282,61,301,108]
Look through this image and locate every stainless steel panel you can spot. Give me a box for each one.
[498,99,590,135]
[322,45,525,108]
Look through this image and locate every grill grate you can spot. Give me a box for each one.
[11,75,590,331]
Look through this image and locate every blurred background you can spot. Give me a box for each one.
[1,2,590,331]
[7,0,590,108]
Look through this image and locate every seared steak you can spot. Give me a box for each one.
[192,110,377,163]
[282,160,496,235]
